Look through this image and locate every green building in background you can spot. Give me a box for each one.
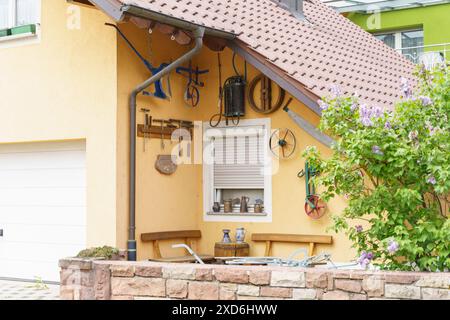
[323,0,450,64]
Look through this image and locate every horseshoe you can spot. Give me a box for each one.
[248,74,286,114]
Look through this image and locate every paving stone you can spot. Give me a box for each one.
[334,279,362,293]
[188,282,219,300]
[214,269,249,284]
[385,284,421,300]
[0,280,59,300]
[362,276,384,297]
[237,285,260,297]
[322,290,351,300]
[249,270,271,285]
[292,288,317,300]
[162,266,196,280]
[166,279,188,299]
[260,287,292,298]
[421,288,449,300]
[111,277,166,297]
[271,271,305,288]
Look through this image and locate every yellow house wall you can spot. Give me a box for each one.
[116,22,354,262]
[0,1,118,247]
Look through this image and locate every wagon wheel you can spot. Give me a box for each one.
[304,195,327,220]
[269,128,297,159]
[248,74,286,114]
[184,85,200,107]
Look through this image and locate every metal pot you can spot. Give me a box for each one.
[224,199,233,213]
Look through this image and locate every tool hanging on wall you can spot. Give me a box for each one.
[248,74,286,114]
[210,53,247,127]
[176,61,209,108]
[298,162,327,220]
[155,155,178,175]
[152,119,169,150]
[269,128,297,159]
[223,54,247,124]
[209,53,225,127]
[170,119,194,157]
[105,23,172,100]
[140,108,151,152]
[283,98,335,147]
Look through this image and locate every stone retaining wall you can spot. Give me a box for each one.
[59,259,450,300]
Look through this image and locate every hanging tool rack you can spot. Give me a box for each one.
[137,119,194,140]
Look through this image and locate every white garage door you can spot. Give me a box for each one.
[0,141,86,282]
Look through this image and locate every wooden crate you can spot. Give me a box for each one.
[215,242,250,257]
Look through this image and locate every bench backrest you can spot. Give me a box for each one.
[251,233,333,257]
[141,230,202,259]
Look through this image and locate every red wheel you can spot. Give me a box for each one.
[304,195,327,220]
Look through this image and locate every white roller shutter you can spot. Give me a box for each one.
[212,131,265,189]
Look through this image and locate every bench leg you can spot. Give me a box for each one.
[308,243,315,257]
[265,241,272,257]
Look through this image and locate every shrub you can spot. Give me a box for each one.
[76,246,119,260]
[303,65,449,271]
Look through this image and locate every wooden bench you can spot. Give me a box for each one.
[251,233,333,257]
[141,230,214,263]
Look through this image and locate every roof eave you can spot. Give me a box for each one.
[88,0,126,21]
[89,0,320,115]
[91,1,237,40]
[228,40,322,116]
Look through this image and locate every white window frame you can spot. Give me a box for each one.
[374,28,424,61]
[0,0,41,46]
[202,118,273,223]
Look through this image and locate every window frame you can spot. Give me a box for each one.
[373,28,424,62]
[0,0,41,45]
[202,118,273,223]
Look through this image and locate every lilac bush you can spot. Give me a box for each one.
[303,66,450,271]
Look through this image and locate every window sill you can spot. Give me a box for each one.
[206,212,268,217]
[0,31,37,43]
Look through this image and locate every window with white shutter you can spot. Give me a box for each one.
[0,0,40,45]
[203,119,273,223]
[0,0,39,29]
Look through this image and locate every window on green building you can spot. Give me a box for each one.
[375,29,424,63]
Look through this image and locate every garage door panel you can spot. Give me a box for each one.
[0,141,86,282]
[0,168,86,188]
[0,261,58,282]
[0,150,85,170]
[0,242,84,262]
[0,224,86,244]
[0,206,85,226]
[0,187,86,206]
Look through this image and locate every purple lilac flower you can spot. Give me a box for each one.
[427,176,437,185]
[419,96,433,106]
[372,145,384,156]
[387,240,399,254]
[318,100,329,111]
[400,77,413,99]
[329,84,342,98]
[355,225,363,233]
[357,251,374,268]
[384,121,392,130]
[359,104,384,127]
[350,103,359,112]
